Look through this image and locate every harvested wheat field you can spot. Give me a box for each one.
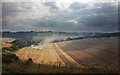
[15,37,118,69]
[15,43,66,66]
[15,43,81,67]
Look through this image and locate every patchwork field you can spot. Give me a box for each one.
[15,38,118,69]
[0,38,15,48]
[1,43,12,48]
[0,38,15,43]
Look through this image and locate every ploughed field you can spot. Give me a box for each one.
[15,38,118,69]
[57,38,118,68]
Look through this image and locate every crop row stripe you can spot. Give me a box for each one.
[55,43,81,67]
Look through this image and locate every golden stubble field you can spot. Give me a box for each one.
[15,43,65,66]
[15,43,81,67]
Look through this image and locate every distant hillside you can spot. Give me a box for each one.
[65,32,120,41]
[2,31,120,43]
[2,31,82,41]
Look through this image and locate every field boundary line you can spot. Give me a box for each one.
[50,44,65,66]
[54,43,82,67]
[53,43,73,67]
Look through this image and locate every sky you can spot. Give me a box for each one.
[1,0,119,32]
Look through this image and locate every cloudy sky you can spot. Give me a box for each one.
[2,0,119,32]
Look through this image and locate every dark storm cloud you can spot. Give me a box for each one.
[80,3,118,31]
[78,13,118,26]
[66,2,118,32]
[2,1,118,32]
[92,3,117,13]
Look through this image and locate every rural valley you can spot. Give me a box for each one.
[1,31,119,73]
